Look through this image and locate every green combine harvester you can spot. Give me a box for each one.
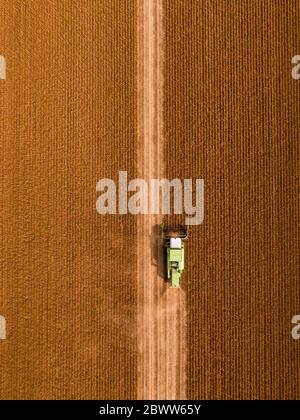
[162,225,188,288]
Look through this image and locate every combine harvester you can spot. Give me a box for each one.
[162,225,188,288]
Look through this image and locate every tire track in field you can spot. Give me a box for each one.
[137,0,186,399]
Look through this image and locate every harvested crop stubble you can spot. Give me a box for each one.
[0,0,138,399]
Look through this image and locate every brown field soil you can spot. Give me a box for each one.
[164,0,300,399]
[0,0,138,399]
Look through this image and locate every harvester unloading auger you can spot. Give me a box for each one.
[162,224,188,288]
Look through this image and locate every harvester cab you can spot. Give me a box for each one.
[162,225,188,288]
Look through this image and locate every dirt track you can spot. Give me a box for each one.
[137,0,186,400]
